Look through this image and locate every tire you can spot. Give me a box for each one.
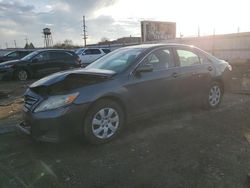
[204,82,223,109]
[83,99,125,144]
[15,69,29,81]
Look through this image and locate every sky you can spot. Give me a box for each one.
[0,0,249,48]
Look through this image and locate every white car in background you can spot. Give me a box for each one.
[75,48,85,55]
[78,48,111,67]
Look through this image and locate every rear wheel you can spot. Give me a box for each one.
[204,82,223,109]
[83,99,124,144]
[15,69,29,81]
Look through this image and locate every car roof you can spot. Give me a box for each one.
[34,49,74,53]
[123,43,196,49]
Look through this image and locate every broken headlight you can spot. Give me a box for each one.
[34,92,79,113]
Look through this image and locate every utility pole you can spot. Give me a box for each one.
[198,25,200,37]
[14,40,17,48]
[212,28,215,55]
[82,16,87,47]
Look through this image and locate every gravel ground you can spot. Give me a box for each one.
[0,65,250,188]
[0,93,250,188]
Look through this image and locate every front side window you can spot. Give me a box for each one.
[142,48,175,71]
[177,49,200,67]
[21,51,39,61]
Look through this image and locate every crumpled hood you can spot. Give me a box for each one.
[30,68,116,88]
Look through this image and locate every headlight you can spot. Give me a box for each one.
[34,92,79,113]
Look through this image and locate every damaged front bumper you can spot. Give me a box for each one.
[17,121,61,143]
[17,103,90,143]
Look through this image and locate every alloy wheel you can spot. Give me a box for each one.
[18,70,28,81]
[91,108,119,139]
[208,85,221,107]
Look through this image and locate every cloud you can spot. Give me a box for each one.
[87,16,140,42]
[0,0,120,48]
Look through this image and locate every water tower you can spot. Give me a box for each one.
[43,28,53,48]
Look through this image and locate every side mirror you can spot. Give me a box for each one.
[136,64,153,74]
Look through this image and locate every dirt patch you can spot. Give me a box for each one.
[0,100,22,120]
[0,81,31,128]
[231,64,250,92]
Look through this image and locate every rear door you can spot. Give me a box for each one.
[48,51,66,74]
[56,51,78,70]
[126,47,181,115]
[174,47,215,103]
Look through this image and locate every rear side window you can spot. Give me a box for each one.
[61,52,75,62]
[84,49,101,55]
[49,51,73,61]
[176,49,200,67]
[102,49,111,54]
[142,48,175,71]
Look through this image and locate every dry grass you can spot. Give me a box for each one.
[0,99,23,120]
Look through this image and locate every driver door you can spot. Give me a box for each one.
[125,47,181,116]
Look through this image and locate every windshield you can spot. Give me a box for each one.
[86,48,144,73]
[21,51,39,61]
[75,48,84,55]
[4,51,14,57]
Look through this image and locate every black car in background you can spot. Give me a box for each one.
[0,49,81,81]
[0,50,34,63]
[17,44,232,144]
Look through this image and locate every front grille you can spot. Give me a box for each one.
[24,95,38,111]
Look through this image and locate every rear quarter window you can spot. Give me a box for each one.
[102,49,111,54]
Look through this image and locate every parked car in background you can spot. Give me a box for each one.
[0,49,81,81]
[0,50,34,63]
[17,44,232,144]
[75,48,85,56]
[79,48,111,67]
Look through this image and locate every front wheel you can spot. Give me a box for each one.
[204,82,223,109]
[83,99,125,144]
[15,69,29,81]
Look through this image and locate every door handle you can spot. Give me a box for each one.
[207,66,213,71]
[172,72,178,78]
